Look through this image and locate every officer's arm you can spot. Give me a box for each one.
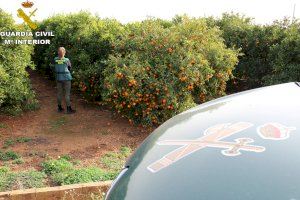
[50,59,55,71]
[67,60,72,71]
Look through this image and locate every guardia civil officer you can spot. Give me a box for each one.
[53,47,76,114]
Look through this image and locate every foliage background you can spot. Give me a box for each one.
[1,10,299,125]
[33,13,240,125]
[32,12,300,125]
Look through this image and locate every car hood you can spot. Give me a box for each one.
[107,82,300,200]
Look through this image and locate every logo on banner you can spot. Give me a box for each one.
[17,1,38,30]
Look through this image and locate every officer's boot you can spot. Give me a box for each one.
[67,106,76,114]
[58,105,64,112]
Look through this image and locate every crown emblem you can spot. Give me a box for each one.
[22,0,34,8]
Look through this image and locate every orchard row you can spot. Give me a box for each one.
[33,12,300,125]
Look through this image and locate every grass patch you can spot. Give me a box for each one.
[0,150,21,161]
[0,167,46,192]
[0,147,133,191]
[0,123,8,129]
[0,166,9,173]
[16,137,32,143]
[52,167,116,185]
[60,154,72,161]
[73,160,81,165]
[100,146,132,171]
[12,158,25,165]
[41,157,116,186]
[3,137,32,148]
[41,158,74,175]
[49,116,67,130]
[3,139,15,148]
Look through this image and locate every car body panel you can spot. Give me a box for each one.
[106,83,300,200]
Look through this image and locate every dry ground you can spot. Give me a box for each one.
[0,70,152,171]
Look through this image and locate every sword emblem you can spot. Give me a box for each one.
[148,122,265,173]
[17,8,38,30]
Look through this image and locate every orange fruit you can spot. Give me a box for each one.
[187,84,194,90]
[116,73,123,79]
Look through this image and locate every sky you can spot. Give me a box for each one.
[0,0,299,25]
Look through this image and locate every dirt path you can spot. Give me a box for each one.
[0,70,151,170]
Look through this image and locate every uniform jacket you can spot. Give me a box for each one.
[54,57,72,81]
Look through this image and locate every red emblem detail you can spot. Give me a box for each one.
[257,123,296,140]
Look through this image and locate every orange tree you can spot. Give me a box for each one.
[0,9,36,114]
[102,18,238,125]
[33,12,124,101]
[263,20,300,85]
[211,13,285,91]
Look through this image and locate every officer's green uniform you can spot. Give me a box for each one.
[54,57,72,107]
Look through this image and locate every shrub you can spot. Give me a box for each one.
[102,18,238,125]
[0,9,37,114]
[41,158,73,175]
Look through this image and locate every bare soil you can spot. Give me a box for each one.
[0,70,152,171]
